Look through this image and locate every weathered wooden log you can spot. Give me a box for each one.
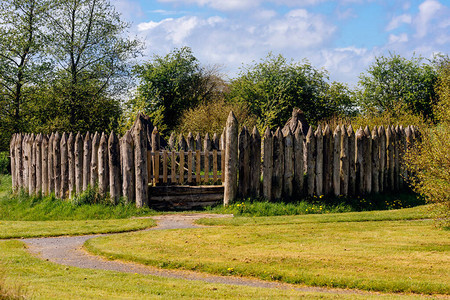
[178,134,187,150]
[250,126,261,197]
[195,133,202,151]
[371,127,379,194]
[168,132,175,150]
[179,150,185,183]
[10,135,16,191]
[378,126,386,193]
[48,133,54,195]
[67,133,75,198]
[405,126,413,181]
[15,134,23,190]
[224,111,238,205]
[347,125,356,196]
[332,126,341,197]
[90,132,100,187]
[35,134,42,194]
[60,133,69,198]
[284,127,294,197]
[294,122,304,196]
[355,128,365,195]
[98,132,109,196]
[53,132,61,197]
[204,132,212,177]
[394,125,400,191]
[187,132,195,151]
[262,127,273,200]
[322,125,332,195]
[386,126,394,191]
[314,125,323,196]
[152,127,160,151]
[238,127,250,198]
[82,132,91,192]
[399,126,407,188]
[363,126,372,194]
[22,135,29,192]
[306,127,315,196]
[120,131,135,203]
[272,128,284,199]
[339,125,349,196]
[133,119,148,207]
[29,134,36,195]
[213,133,220,150]
[221,127,226,181]
[108,131,121,204]
[74,132,83,195]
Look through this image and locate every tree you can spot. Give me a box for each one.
[358,53,438,120]
[227,53,355,130]
[40,0,140,132]
[130,47,224,134]
[0,0,49,150]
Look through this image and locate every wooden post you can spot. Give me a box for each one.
[15,134,23,190]
[168,132,175,150]
[179,150,185,184]
[52,132,61,197]
[250,126,261,197]
[120,131,135,203]
[60,133,69,198]
[340,125,349,196]
[333,126,341,197]
[171,150,176,184]
[284,127,294,198]
[98,133,109,195]
[272,128,284,199]
[314,125,323,196]
[74,133,83,196]
[322,125,332,195]
[238,126,250,198]
[347,125,356,196]
[294,122,304,197]
[82,132,91,192]
[399,126,407,188]
[204,133,212,183]
[221,127,226,182]
[405,126,413,180]
[109,131,121,204]
[196,133,202,173]
[371,127,379,194]
[262,127,273,201]
[213,133,220,150]
[29,134,36,195]
[162,150,168,183]
[394,126,400,191]
[306,127,315,196]
[67,133,75,198]
[363,126,372,194]
[35,134,42,195]
[378,126,386,193]
[355,128,365,195]
[133,119,148,208]
[48,133,54,195]
[386,126,394,191]
[187,150,193,184]
[224,111,238,205]
[178,134,187,150]
[90,132,100,187]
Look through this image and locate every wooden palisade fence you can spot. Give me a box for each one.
[9,112,418,208]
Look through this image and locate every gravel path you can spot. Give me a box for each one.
[22,214,382,296]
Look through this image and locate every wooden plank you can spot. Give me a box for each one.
[179,150,185,184]
[188,150,193,183]
[154,151,160,185]
[196,150,201,184]
[163,150,168,183]
[150,185,224,195]
[213,149,218,182]
[171,151,176,184]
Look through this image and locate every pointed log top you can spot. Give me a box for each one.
[92,131,99,142]
[252,126,260,138]
[385,125,392,135]
[333,125,341,135]
[178,133,185,140]
[108,131,118,143]
[405,126,412,137]
[187,132,193,139]
[84,131,91,142]
[196,132,201,139]
[75,131,81,139]
[294,121,303,136]
[274,127,282,138]
[314,124,321,136]
[264,126,272,138]
[205,132,210,139]
[169,132,175,140]
[284,125,293,137]
[227,111,237,123]
[61,132,67,141]
[347,124,354,135]
[371,126,378,137]
[213,132,218,140]
[356,127,365,138]
[306,126,313,139]
[323,124,331,135]
[152,127,159,134]
[100,132,107,142]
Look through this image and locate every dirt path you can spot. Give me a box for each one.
[22,214,391,296]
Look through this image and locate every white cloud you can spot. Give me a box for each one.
[388,33,409,44]
[415,0,443,38]
[386,14,412,31]
[158,0,260,11]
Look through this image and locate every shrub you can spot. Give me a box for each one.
[405,60,450,227]
[0,152,9,175]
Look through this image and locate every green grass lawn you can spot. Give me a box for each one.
[86,207,449,295]
[0,239,416,300]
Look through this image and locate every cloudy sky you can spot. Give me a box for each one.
[112,0,450,86]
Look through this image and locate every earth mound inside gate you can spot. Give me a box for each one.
[148,185,224,210]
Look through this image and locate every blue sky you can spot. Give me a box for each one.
[111,0,450,85]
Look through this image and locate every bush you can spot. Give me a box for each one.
[177,99,258,136]
[405,60,450,227]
